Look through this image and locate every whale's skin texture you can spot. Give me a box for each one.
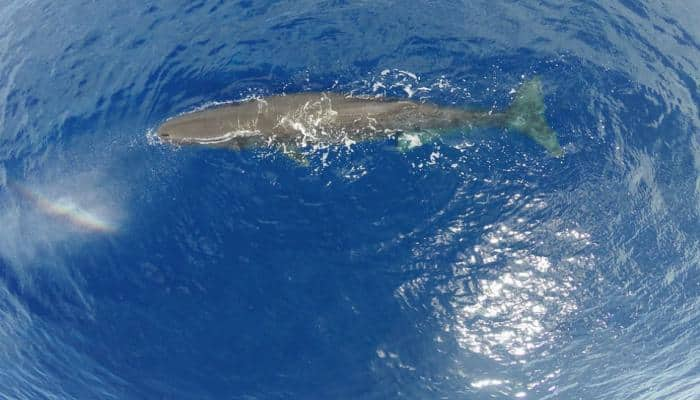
[156,79,563,157]
[158,93,502,149]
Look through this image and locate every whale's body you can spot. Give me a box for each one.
[157,78,563,159]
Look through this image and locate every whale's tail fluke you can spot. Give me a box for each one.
[506,78,563,157]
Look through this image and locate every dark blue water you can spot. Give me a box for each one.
[1,1,699,399]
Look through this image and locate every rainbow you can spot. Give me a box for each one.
[10,182,117,233]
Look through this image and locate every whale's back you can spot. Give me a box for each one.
[157,93,430,146]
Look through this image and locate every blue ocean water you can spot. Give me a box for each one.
[1,0,699,399]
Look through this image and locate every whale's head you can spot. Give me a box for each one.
[156,116,200,145]
[156,113,262,150]
[156,114,232,147]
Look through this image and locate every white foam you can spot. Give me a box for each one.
[372,82,385,92]
[145,127,162,146]
[397,70,418,80]
[402,133,423,148]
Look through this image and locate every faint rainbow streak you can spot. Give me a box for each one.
[8,182,117,233]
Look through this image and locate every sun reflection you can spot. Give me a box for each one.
[393,188,596,397]
[445,222,582,364]
[471,378,506,388]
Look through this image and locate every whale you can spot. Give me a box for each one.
[156,78,563,161]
